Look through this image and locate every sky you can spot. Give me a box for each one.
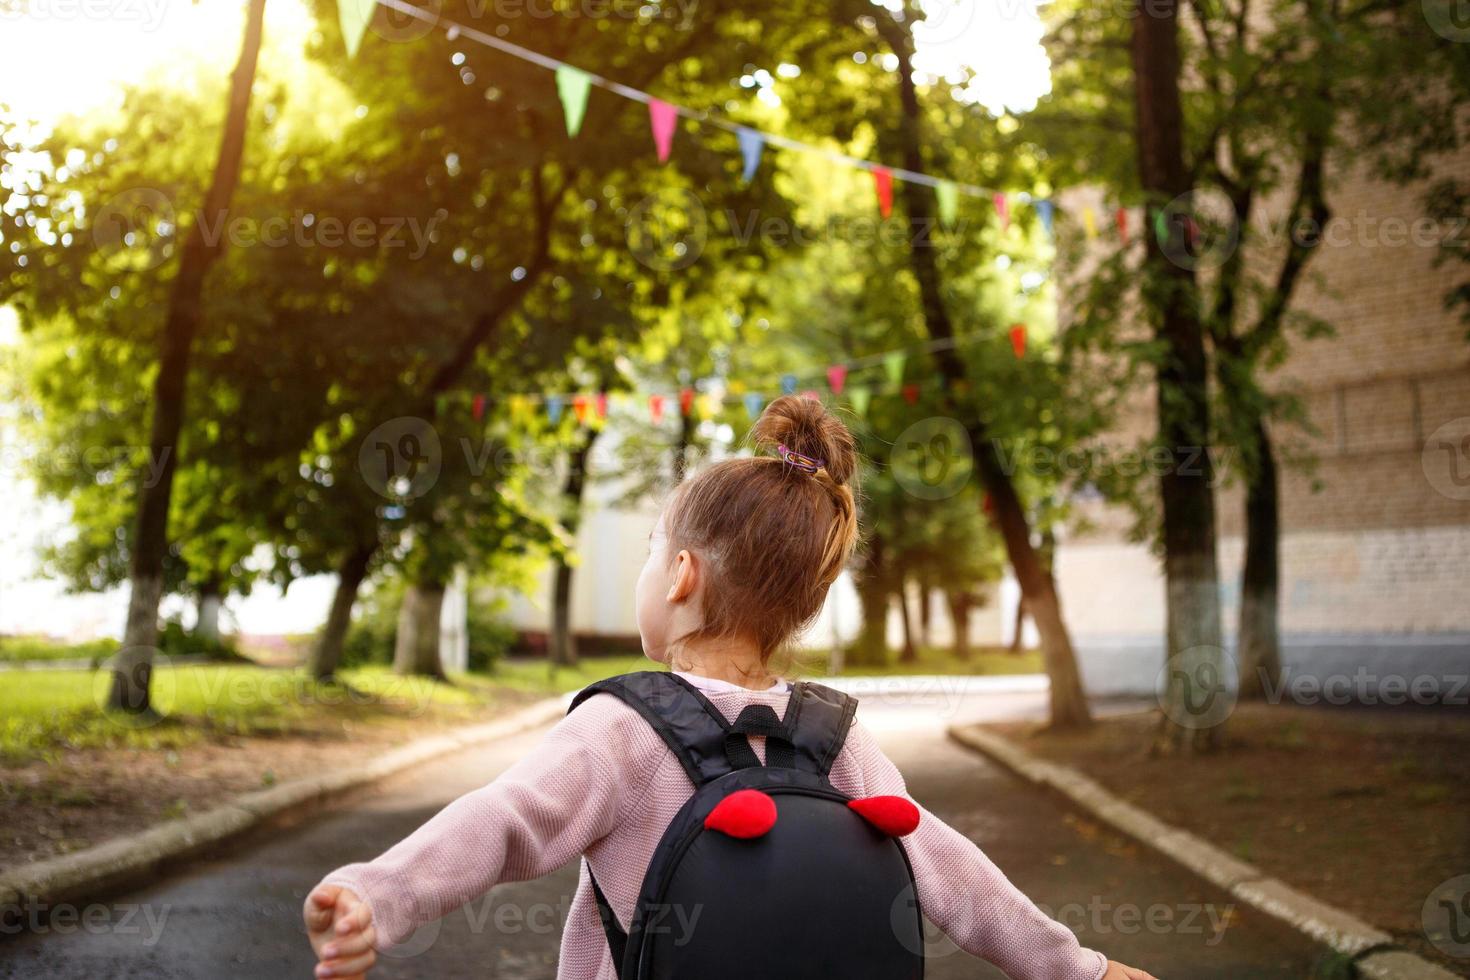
[0,0,1050,639]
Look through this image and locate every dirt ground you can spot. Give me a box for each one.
[988,702,1470,974]
[0,689,549,872]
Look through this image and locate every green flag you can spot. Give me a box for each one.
[849,386,872,417]
[339,0,374,58]
[884,351,906,388]
[556,66,592,138]
[935,180,958,227]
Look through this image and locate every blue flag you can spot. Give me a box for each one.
[737,127,765,183]
[546,395,564,424]
[1036,199,1055,237]
[780,373,798,395]
[744,392,764,419]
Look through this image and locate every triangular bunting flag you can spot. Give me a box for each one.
[679,387,696,417]
[649,394,665,424]
[780,374,798,396]
[884,352,906,388]
[572,395,591,425]
[1036,199,1054,237]
[434,394,448,418]
[872,167,894,219]
[935,181,958,227]
[546,394,565,424]
[339,0,374,58]
[827,364,848,396]
[737,127,764,183]
[993,192,1010,231]
[649,99,677,164]
[1009,324,1027,359]
[555,66,592,138]
[901,383,920,405]
[1115,206,1129,242]
[471,393,486,421]
[743,392,764,420]
[800,390,821,402]
[849,386,871,417]
[595,392,609,420]
[1082,207,1098,239]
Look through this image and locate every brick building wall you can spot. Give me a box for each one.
[1053,142,1470,697]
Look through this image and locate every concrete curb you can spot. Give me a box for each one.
[0,695,569,922]
[947,724,1462,980]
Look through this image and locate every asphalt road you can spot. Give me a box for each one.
[0,689,1325,979]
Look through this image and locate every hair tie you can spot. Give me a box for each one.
[777,443,824,475]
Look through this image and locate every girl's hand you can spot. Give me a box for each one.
[1103,961,1159,980]
[304,883,377,979]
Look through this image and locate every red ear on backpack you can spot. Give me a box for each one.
[704,789,778,839]
[848,796,921,837]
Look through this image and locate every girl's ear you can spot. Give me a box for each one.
[667,548,698,603]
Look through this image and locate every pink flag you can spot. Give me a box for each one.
[649,394,665,424]
[993,192,1010,231]
[873,167,894,219]
[1115,206,1129,242]
[827,364,848,395]
[649,99,677,163]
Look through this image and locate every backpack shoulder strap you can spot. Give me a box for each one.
[569,671,736,788]
[784,680,859,778]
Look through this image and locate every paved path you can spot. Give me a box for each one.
[1,689,1324,978]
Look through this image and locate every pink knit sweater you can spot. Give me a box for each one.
[320,674,1108,980]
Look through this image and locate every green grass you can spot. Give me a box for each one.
[0,635,119,663]
[0,647,1041,764]
[802,645,1044,677]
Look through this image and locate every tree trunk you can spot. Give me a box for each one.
[196,581,223,647]
[896,585,918,664]
[877,15,1091,728]
[946,590,972,660]
[111,0,267,714]
[309,544,376,681]
[550,429,598,667]
[1009,598,1026,653]
[851,535,891,667]
[673,404,695,484]
[1130,0,1227,753]
[394,578,447,679]
[916,575,933,648]
[1236,416,1282,700]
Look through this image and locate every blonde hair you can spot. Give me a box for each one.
[664,395,860,659]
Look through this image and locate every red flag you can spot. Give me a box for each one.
[827,364,848,395]
[992,192,1009,231]
[1009,324,1027,359]
[471,393,486,421]
[572,395,591,425]
[872,167,894,219]
[983,493,995,516]
[679,387,695,417]
[901,383,920,405]
[595,392,609,419]
[649,99,677,163]
[1115,206,1128,242]
[649,394,665,424]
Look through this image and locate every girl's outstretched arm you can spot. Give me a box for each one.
[842,720,1146,980]
[306,697,646,954]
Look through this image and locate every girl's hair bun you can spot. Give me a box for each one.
[752,394,857,486]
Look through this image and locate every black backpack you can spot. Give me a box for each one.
[568,671,925,980]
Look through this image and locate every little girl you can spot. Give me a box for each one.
[304,396,1157,980]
